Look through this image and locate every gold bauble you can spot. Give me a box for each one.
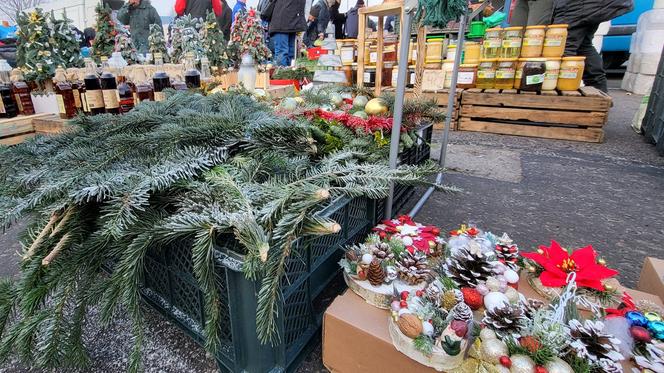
[544,357,574,373]
[364,98,389,115]
[479,338,508,364]
[509,354,535,373]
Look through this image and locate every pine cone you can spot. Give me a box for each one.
[444,247,498,288]
[396,251,431,285]
[451,302,473,322]
[495,236,520,272]
[520,298,545,319]
[367,259,385,286]
[345,250,358,262]
[482,303,526,338]
[569,319,624,365]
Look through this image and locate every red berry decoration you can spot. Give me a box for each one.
[400,291,409,300]
[460,287,484,310]
[499,356,511,368]
[399,300,408,308]
[535,367,548,373]
[519,336,542,353]
[508,282,519,290]
[450,319,468,337]
[415,290,424,297]
[630,325,652,342]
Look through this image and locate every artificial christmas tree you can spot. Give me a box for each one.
[16,9,56,90]
[148,24,169,63]
[170,14,204,63]
[115,29,138,64]
[202,11,229,69]
[227,9,271,64]
[49,10,83,68]
[92,4,117,62]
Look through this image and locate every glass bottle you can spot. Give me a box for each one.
[184,52,201,89]
[100,57,120,114]
[83,57,105,115]
[0,59,17,118]
[152,53,170,101]
[117,66,134,113]
[133,66,154,104]
[200,57,212,83]
[66,68,83,113]
[53,66,77,119]
[10,68,35,115]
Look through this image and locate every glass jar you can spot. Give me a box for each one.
[463,41,481,64]
[543,58,561,90]
[515,58,546,91]
[369,45,378,65]
[557,56,585,90]
[426,37,444,64]
[363,67,376,87]
[500,27,523,58]
[384,39,398,63]
[442,60,454,88]
[446,44,457,61]
[457,64,477,88]
[476,59,497,89]
[521,25,546,57]
[482,27,502,59]
[340,40,355,65]
[391,65,414,88]
[383,62,394,86]
[543,24,568,57]
[495,58,517,89]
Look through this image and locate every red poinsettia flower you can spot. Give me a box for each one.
[522,241,618,291]
[605,292,636,318]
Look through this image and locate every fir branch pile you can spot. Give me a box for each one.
[0,91,440,371]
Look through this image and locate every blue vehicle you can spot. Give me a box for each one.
[602,0,655,69]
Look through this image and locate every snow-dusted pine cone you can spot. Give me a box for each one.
[495,233,519,271]
[451,302,473,322]
[520,298,545,319]
[444,247,498,288]
[482,303,527,338]
[568,319,624,365]
[396,251,431,285]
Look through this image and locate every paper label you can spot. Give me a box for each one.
[457,71,475,84]
[56,94,66,114]
[412,49,417,60]
[0,99,5,114]
[133,92,140,104]
[502,39,522,48]
[496,70,515,79]
[560,69,578,79]
[545,72,559,79]
[392,70,399,82]
[544,39,562,47]
[14,94,23,112]
[477,71,496,79]
[409,72,416,83]
[154,91,166,102]
[102,89,120,109]
[85,90,105,109]
[370,52,377,63]
[363,72,371,83]
[483,40,501,48]
[525,73,545,85]
[81,92,89,112]
[523,38,543,46]
[341,49,354,62]
[72,90,82,108]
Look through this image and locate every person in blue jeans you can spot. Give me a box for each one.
[268,0,307,66]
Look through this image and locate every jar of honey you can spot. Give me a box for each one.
[457,64,478,88]
[557,56,585,91]
[543,25,568,57]
[340,40,355,65]
[521,25,546,57]
[515,58,546,91]
[500,27,523,58]
[482,27,502,59]
[495,58,517,89]
[446,44,457,61]
[463,41,481,64]
[363,67,376,87]
[442,60,454,88]
[476,59,497,88]
[542,58,560,90]
[426,37,445,64]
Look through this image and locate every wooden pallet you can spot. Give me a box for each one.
[0,113,68,146]
[458,87,612,143]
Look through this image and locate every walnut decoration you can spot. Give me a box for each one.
[397,313,423,339]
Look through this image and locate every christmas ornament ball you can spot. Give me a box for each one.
[535,367,548,373]
[645,311,662,322]
[494,366,510,373]
[626,311,648,327]
[486,277,502,292]
[361,253,373,265]
[479,338,509,364]
[509,354,536,373]
[504,287,520,303]
[480,328,497,341]
[364,98,389,115]
[353,95,368,108]
[422,320,434,336]
[648,321,664,339]
[630,325,652,342]
[390,300,401,312]
[503,269,519,284]
[544,357,574,373]
[484,291,510,311]
[476,283,490,296]
[461,287,484,310]
[499,355,512,368]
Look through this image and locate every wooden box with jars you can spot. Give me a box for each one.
[457,86,612,142]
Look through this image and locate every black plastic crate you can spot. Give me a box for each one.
[140,196,376,372]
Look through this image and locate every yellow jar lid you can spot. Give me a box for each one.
[545,57,562,61]
[480,58,498,62]
[464,41,479,45]
[497,58,518,62]
[548,24,568,29]
[448,45,457,49]
[519,57,547,61]
[525,25,546,29]
[460,64,478,67]
[562,56,586,61]
[442,59,455,63]
[485,27,502,32]
[504,26,523,31]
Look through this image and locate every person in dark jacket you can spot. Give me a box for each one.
[268,0,307,66]
[174,0,223,21]
[217,0,232,38]
[304,0,331,47]
[82,27,96,47]
[510,0,554,26]
[329,0,345,39]
[552,0,633,92]
[344,0,364,38]
[117,0,162,54]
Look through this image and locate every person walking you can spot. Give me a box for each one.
[552,0,634,92]
[117,0,162,54]
[510,0,554,26]
[268,0,307,66]
[344,0,364,39]
[305,0,331,47]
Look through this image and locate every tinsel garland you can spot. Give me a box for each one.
[306,109,395,133]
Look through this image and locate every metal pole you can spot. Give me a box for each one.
[385,8,414,220]
[502,0,513,27]
[408,13,468,218]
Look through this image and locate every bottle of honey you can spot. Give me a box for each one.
[117,66,134,113]
[132,66,154,104]
[152,53,170,101]
[9,68,34,115]
[66,68,83,113]
[83,57,105,115]
[99,57,120,114]
[53,66,77,119]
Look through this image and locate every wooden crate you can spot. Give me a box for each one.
[458,87,612,143]
[0,113,67,146]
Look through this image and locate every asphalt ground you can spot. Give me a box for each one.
[1,79,663,372]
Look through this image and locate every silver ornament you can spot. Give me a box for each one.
[510,354,535,373]
[544,357,574,373]
[480,338,508,364]
[385,266,398,283]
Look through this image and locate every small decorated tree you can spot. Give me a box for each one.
[148,24,169,63]
[49,10,83,68]
[16,9,56,91]
[170,14,204,63]
[227,9,271,64]
[92,3,117,62]
[115,28,138,64]
[202,11,229,69]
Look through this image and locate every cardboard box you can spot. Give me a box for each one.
[638,257,664,301]
[323,277,663,373]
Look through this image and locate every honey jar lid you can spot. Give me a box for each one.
[504,26,523,31]
[562,56,586,61]
[485,27,502,32]
[525,25,546,29]
[547,24,569,28]
[497,57,519,62]
[519,57,547,61]
[460,64,478,67]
